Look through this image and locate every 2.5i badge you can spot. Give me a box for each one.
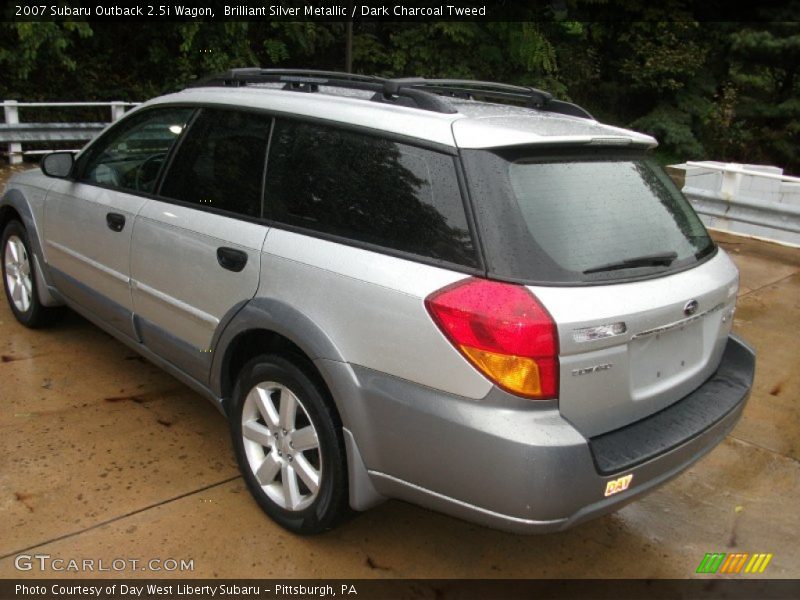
[604,474,633,497]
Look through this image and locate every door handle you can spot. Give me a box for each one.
[216,247,248,272]
[106,212,126,232]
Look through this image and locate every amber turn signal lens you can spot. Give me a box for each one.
[460,345,543,397]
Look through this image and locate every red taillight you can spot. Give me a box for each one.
[425,278,559,399]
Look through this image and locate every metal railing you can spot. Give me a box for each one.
[1,100,140,164]
[685,161,800,185]
[679,161,800,244]
[683,188,800,235]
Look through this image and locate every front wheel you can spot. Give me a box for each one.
[1,220,58,328]
[229,354,350,534]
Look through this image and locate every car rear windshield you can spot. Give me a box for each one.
[461,148,715,284]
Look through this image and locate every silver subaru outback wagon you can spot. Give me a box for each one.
[1,69,755,534]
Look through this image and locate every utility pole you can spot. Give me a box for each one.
[345,0,353,73]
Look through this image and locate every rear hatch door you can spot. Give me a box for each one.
[459,146,739,437]
[533,253,738,437]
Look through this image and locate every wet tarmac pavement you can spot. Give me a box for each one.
[0,166,798,579]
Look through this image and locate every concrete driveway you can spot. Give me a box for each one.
[0,179,798,578]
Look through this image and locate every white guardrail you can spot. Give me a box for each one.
[1,100,139,164]
[671,161,800,246]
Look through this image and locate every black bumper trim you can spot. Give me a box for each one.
[589,336,756,475]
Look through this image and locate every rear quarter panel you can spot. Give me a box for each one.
[258,228,493,400]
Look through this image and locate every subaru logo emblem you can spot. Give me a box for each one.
[684,300,699,316]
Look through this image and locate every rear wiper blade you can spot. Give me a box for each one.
[582,251,678,274]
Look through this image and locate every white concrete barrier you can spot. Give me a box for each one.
[670,161,800,247]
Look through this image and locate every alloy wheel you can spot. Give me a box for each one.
[4,235,33,314]
[241,381,322,511]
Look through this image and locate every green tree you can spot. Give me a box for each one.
[0,18,797,172]
[725,23,800,169]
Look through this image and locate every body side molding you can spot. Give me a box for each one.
[209,296,347,402]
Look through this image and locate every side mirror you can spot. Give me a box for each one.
[41,152,75,178]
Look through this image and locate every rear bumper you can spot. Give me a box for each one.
[319,334,755,533]
[589,333,756,475]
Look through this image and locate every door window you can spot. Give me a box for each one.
[159,109,271,218]
[77,107,194,194]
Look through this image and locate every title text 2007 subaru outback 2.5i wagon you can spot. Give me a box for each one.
[1,70,755,534]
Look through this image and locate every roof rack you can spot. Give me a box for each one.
[400,79,594,119]
[191,68,381,88]
[189,68,593,119]
[190,68,457,114]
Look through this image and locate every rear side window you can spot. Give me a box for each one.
[264,119,478,268]
[160,108,270,218]
[462,149,714,284]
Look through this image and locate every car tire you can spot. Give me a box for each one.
[229,353,350,534]
[1,220,59,328]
